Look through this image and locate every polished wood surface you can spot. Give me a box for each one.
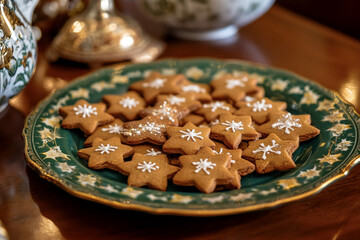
[1,6,360,240]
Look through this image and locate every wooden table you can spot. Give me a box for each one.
[1,5,360,240]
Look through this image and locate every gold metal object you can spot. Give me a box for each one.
[49,0,164,66]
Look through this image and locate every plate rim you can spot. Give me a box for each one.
[23,57,360,216]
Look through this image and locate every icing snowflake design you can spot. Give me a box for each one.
[145,148,162,156]
[192,158,216,175]
[203,101,230,112]
[272,113,302,134]
[134,122,164,135]
[179,129,204,142]
[166,95,186,105]
[221,120,244,132]
[73,104,97,118]
[143,78,166,89]
[102,124,123,134]
[252,140,281,160]
[226,77,248,89]
[95,144,118,154]
[137,161,159,173]
[151,102,178,122]
[246,99,272,112]
[212,148,235,165]
[119,97,139,109]
[181,84,205,93]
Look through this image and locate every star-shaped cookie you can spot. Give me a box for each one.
[211,73,259,103]
[102,91,146,121]
[172,147,233,193]
[132,143,164,156]
[234,97,287,124]
[242,133,299,174]
[139,101,189,126]
[123,116,167,145]
[84,119,127,147]
[210,113,260,149]
[196,101,235,122]
[179,80,212,102]
[256,112,320,142]
[156,93,202,112]
[59,99,114,135]
[163,122,215,155]
[118,153,179,191]
[213,142,255,189]
[78,137,134,171]
[129,72,185,104]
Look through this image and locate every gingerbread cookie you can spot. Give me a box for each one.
[59,99,114,135]
[213,142,255,189]
[163,122,215,155]
[179,80,212,102]
[256,112,320,142]
[180,114,206,126]
[211,73,259,103]
[132,143,164,156]
[242,133,298,174]
[118,153,179,191]
[78,137,134,171]
[129,72,185,104]
[102,91,146,121]
[210,113,260,149]
[122,115,168,145]
[172,147,233,193]
[139,101,189,126]
[196,101,235,122]
[234,97,287,124]
[156,93,202,112]
[84,119,127,147]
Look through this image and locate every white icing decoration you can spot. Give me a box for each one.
[73,104,97,118]
[134,122,164,135]
[150,102,178,122]
[272,113,302,134]
[212,148,235,165]
[203,101,230,112]
[137,161,159,173]
[246,99,273,112]
[166,95,186,105]
[252,140,281,160]
[119,97,139,109]
[192,158,216,175]
[181,84,205,93]
[179,129,204,142]
[221,120,244,132]
[225,77,248,89]
[102,124,123,134]
[95,144,118,154]
[145,148,162,156]
[142,78,166,89]
[244,96,256,102]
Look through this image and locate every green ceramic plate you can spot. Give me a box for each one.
[23,58,360,216]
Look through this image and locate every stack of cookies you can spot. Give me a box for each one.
[59,71,320,193]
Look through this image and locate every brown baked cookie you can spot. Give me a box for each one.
[196,101,235,122]
[172,147,233,193]
[242,133,298,174]
[129,72,185,104]
[84,119,127,147]
[132,143,164,156]
[210,113,260,149]
[78,137,134,171]
[156,93,202,112]
[213,142,255,189]
[179,80,212,102]
[163,122,215,155]
[59,99,114,135]
[244,86,265,101]
[118,153,179,191]
[211,73,259,103]
[102,91,146,121]
[122,116,167,145]
[256,112,320,142]
[234,97,287,124]
[139,101,189,126]
[180,114,206,126]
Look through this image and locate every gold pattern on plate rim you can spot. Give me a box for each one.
[22,58,360,216]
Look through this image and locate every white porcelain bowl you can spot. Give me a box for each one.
[137,0,275,40]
